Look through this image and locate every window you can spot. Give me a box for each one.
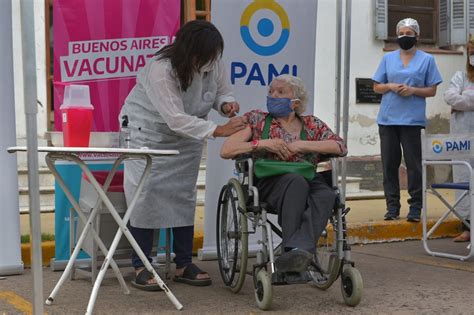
[387,0,437,44]
[375,0,474,47]
[44,0,210,131]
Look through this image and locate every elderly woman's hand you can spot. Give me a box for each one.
[259,139,291,160]
[287,141,306,155]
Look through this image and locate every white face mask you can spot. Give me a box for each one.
[469,55,474,67]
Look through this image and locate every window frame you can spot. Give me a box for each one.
[375,0,470,49]
[386,0,438,44]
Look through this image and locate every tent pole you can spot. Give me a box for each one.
[340,0,352,204]
[20,0,44,313]
[332,0,343,188]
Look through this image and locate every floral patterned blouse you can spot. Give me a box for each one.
[244,110,348,166]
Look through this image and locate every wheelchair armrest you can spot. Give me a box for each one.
[233,154,254,172]
[233,153,253,162]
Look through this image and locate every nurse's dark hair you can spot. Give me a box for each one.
[155,20,224,91]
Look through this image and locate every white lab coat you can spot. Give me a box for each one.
[444,70,474,219]
[120,57,235,228]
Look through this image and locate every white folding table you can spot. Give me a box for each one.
[7,146,183,313]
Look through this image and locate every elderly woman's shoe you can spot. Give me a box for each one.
[275,248,313,273]
[271,271,311,285]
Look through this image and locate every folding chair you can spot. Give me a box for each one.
[421,131,473,261]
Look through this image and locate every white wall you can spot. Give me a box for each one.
[12,0,48,145]
[314,0,465,157]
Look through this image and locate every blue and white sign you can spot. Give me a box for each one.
[423,133,474,160]
[220,0,317,112]
[200,0,318,259]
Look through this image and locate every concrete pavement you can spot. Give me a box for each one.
[19,189,464,266]
[1,239,473,314]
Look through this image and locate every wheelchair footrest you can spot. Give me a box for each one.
[271,271,312,285]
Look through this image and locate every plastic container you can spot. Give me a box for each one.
[60,85,94,147]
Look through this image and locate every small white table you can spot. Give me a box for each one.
[8,146,183,313]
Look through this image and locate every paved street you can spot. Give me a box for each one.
[1,239,473,314]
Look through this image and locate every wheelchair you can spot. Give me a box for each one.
[216,156,363,310]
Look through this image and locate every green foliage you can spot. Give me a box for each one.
[20,233,55,244]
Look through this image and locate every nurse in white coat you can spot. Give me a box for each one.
[119,20,247,290]
[444,40,474,243]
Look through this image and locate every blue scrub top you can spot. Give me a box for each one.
[372,49,442,127]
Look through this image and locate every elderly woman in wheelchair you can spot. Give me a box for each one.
[218,74,363,309]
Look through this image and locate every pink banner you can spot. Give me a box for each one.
[53,0,180,131]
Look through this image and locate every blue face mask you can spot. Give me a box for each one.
[266,96,298,117]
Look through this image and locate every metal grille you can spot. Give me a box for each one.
[376,0,386,23]
[453,0,465,29]
[469,0,474,30]
[440,0,448,31]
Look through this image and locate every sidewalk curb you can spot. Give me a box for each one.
[22,219,461,266]
[346,218,461,244]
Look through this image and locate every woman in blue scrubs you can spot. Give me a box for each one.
[372,18,442,222]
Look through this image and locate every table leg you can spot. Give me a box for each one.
[45,155,130,307]
[69,207,76,281]
[84,154,183,313]
[166,228,171,280]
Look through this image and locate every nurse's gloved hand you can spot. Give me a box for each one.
[222,102,240,117]
[213,116,248,137]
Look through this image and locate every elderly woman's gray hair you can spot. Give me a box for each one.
[271,74,309,114]
[396,18,420,36]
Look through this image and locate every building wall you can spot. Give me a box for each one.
[314,0,464,158]
[11,0,464,175]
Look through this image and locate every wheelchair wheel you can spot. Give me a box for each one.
[254,269,272,310]
[309,227,341,290]
[216,178,248,293]
[340,266,363,306]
